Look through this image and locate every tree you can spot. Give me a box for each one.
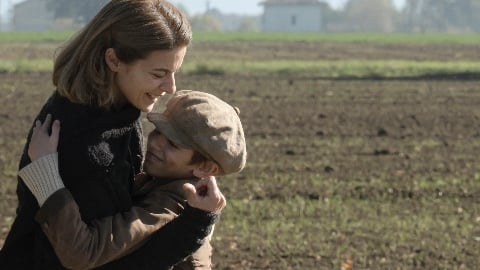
[470,0,480,31]
[343,0,398,32]
[399,0,422,32]
[401,0,480,33]
[46,0,109,24]
[237,17,259,32]
[319,2,345,32]
[189,15,222,32]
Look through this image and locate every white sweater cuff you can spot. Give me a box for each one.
[18,153,65,206]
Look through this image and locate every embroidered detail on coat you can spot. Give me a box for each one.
[88,142,114,167]
[88,126,135,167]
[101,126,133,140]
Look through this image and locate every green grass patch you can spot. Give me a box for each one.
[192,32,480,44]
[2,31,480,45]
[215,195,478,269]
[184,59,480,78]
[0,59,52,72]
[5,56,479,78]
[0,31,74,43]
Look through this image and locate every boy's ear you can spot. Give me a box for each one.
[105,48,121,72]
[193,160,220,178]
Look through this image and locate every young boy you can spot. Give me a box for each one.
[18,90,247,269]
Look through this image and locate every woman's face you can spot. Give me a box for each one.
[109,46,187,112]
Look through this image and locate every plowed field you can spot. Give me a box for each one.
[1,40,479,269]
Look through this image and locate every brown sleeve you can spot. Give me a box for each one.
[35,188,178,270]
[142,179,214,270]
[173,240,213,270]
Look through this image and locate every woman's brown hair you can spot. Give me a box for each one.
[53,0,192,108]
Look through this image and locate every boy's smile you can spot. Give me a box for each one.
[143,130,197,179]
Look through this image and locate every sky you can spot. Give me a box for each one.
[174,0,407,15]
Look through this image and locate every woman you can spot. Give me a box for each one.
[0,1,224,269]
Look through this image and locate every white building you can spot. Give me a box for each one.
[12,0,54,31]
[260,0,324,32]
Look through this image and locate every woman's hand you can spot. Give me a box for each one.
[183,176,226,214]
[28,114,61,161]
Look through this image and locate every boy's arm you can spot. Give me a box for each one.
[173,239,213,270]
[20,155,216,270]
[35,188,219,270]
[33,188,177,270]
[137,180,214,270]
[98,204,218,270]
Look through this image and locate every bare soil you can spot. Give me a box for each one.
[1,41,480,268]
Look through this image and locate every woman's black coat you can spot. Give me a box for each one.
[0,92,216,269]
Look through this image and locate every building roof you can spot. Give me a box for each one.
[259,0,322,5]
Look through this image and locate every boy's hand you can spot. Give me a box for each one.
[28,114,61,161]
[183,176,226,214]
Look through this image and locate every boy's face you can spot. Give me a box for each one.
[143,130,197,179]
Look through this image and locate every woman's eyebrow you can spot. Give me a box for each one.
[151,67,171,73]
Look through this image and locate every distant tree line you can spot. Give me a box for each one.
[45,0,480,33]
[400,0,480,32]
[46,0,109,25]
[325,0,480,33]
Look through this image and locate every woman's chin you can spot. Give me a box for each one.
[141,103,155,113]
